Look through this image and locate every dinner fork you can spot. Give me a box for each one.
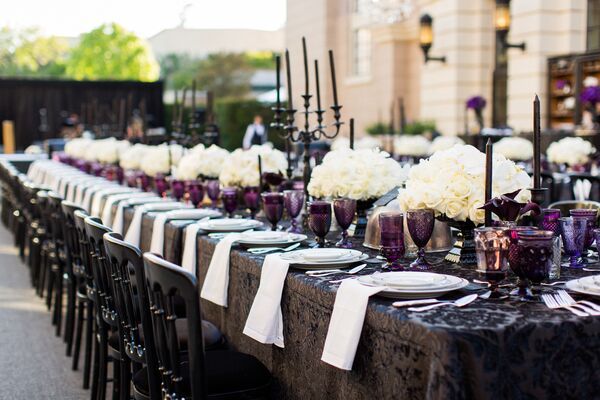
[556,290,600,314]
[307,263,367,278]
[541,293,589,317]
[247,242,301,254]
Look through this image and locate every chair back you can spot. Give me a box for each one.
[143,253,207,400]
[47,191,65,245]
[103,232,161,399]
[84,216,118,328]
[565,173,600,201]
[61,200,86,271]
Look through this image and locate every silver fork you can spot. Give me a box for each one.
[307,264,367,278]
[248,242,301,254]
[556,290,600,314]
[541,293,589,317]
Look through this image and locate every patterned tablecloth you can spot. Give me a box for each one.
[119,207,600,400]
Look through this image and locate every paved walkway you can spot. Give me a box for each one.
[0,224,88,399]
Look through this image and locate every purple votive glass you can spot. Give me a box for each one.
[541,208,561,236]
[560,217,587,268]
[569,209,597,248]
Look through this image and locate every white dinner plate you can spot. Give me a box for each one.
[565,275,600,297]
[237,231,308,248]
[357,273,470,299]
[197,218,263,232]
[279,248,368,270]
[370,271,462,290]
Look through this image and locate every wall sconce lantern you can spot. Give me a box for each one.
[419,14,446,64]
[495,0,526,51]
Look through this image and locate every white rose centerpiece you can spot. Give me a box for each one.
[494,137,533,161]
[398,144,531,225]
[546,137,596,167]
[174,144,230,180]
[139,144,185,177]
[394,135,431,157]
[429,136,465,153]
[308,148,409,200]
[219,145,287,187]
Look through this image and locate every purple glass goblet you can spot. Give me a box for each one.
[378,212,405,270]
[333,198,357,248]
[171,179,185,201]
[284,190,304,234]
[474,227,510,299]
[560,217,587,268]
[154,173,169,197]
[308,200,332,247]
[569,209,597,249]
[541,208,561,236]
[125,170,138,188]
[222,187,239,218]
[115,166,124,184]
[262,192,285,231]
[206,179,221,208]
[139,173,151,192]
[406,209,435,270]
[243,186,261,219]
[507,226,538,300]
[186,181,205,208]
[91,162,103,177]
[516,231,554,297]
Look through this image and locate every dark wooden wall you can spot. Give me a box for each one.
[0,79,164,150]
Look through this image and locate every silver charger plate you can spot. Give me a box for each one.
[357,274,470,299]
[237,232,308,248]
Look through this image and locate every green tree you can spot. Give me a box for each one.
[66,23,159,81]
[159,53,199,89]
[195,52,252,98]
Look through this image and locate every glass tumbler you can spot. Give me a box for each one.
[378,212,405,270]
[474,227,510,298]
[559,217,587,268]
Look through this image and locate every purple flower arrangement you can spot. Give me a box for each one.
[580,86,600,105]
[466,96,486,110]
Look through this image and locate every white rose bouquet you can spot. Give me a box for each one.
[139,144,185,177]
[64,138,93,159]
[547,137,596,166]
[95,138,131,164]
[331,136,381,151]
[219,145,287,187]
[394,135,431,156]
[308,148,410,200]
[429,136,465,153]
[494,137,533,161]
[398,144,531,225]
[174,145,230,180]
[119,144,150,170]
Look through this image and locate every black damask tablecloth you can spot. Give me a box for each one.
[118,207,600,400]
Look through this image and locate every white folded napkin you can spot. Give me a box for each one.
[90,187,137,217]
[200,234,243,307]
[149,210,217,255]
[573,179,592,201]
[181,222,204,274]
[124,202,190,247]
[111,197,164,234]
[101,192,154,227]
[321,279,384,370]
[81,183,117,211]
[66,177,91,202]
[242,254,291,348]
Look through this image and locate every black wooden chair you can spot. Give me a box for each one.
[565,173,600,202]
[141,253,271,399]
[73,209,96,391]
[103,232,227,400]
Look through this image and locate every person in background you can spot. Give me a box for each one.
[243,115,267,149]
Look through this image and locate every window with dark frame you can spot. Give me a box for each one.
[588,0,600,51]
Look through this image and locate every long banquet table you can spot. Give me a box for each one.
[3,158,599,400]
[117,206,600,400]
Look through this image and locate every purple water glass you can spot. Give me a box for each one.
[139,173,151,192]
[125,170,138,188]
[206,179,221,208]
[474,227,510,298]
[154,173,169,197]
[541,208,561,236]
[115,166,124,184]
[406,209,435,270]
[262,192,285,231]
[222,187,239,217]
[91,162,103,177]
[284,190,304,234]
[186,181,205,208]
[516,231,554,297]
[333,198,357,248]
[309,201,332,247]
[243,186,261,218]
[569,209,597,248]
[378,212,405,270]
[560,217,587,268]
[171,179,185,201]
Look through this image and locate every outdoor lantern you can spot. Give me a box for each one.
[495,0,526,51]
[419,14,446,64]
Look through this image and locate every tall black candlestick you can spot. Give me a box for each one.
[275,55,281,109]
[533,94,541,189]
[314,59,321,111]
[285,50,293,110]
[328,50,339,107]
[485,138,493,227]
[349,118,355,150]
[302,37,309,96]
[285,137,292,179]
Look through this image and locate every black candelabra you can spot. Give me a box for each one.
[271,37,343,220]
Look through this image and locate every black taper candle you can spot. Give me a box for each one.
[285,49,293,110]
[302,37,309,96]
[329,50,339,107]
[349,118,355,150]
[314,59,321,111]
[485,138,493,227]
[275,55,281,109]
[533,94,541,189]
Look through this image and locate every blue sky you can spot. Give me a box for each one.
[0,0,286,38]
